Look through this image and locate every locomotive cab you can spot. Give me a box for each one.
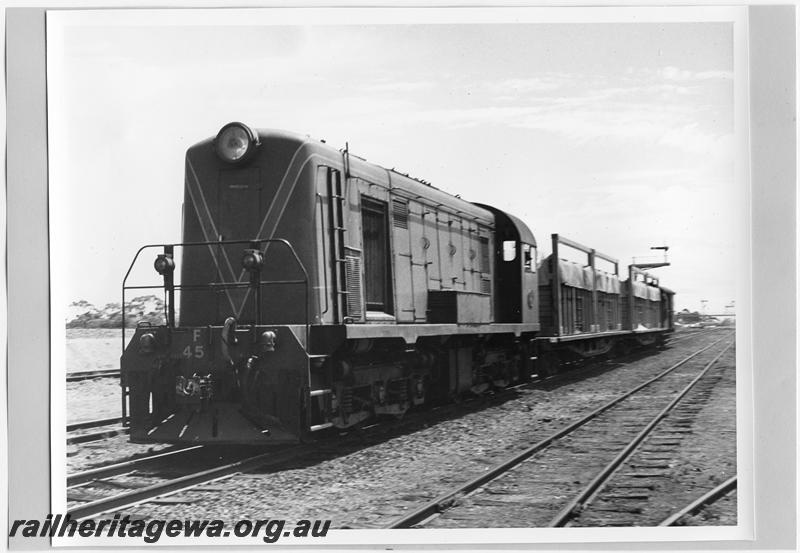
[474,205,538,325]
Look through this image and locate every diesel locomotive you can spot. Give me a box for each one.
[121,122,674,444]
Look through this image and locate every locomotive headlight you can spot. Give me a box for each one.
[241,249,264,271]
[215,122,258,163]
[154,254,175,275]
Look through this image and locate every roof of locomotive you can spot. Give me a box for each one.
[502,210,537,247]
[189,126,495,225]
[188,127,310,151]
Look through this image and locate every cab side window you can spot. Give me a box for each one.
[522,243,535,272]
[502,240,517,261]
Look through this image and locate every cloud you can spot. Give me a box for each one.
[406,67,732,157]
[411,98,729,156]
[362,81,435,93]
[657,66,733,82]
[598,167,696,183]
[486,75,567,95]
[658,123,733,156]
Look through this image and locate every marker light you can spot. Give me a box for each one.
[241,249,264,271]
[139,332,157,354]
[215,122,258,163]
[259,330,277,352]
[154,254,175,275]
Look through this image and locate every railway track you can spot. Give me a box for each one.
[67,369,120,382]
[551,340,733,527]
[67,417,126,445]
[385,333,733,528]
[659,475,737,526]
[67,417,123,432]
[68,445,202,487]
[67,445,309,519]
[666,327,730,345]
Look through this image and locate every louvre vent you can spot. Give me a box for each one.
[345,253,363,319]
[392,199,409,229]
[480,278,492,294]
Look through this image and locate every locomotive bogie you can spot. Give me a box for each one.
[306,334,533,431]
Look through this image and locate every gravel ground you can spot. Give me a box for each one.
[678,491,737,526]
[65,328,134,373]
[110,330,735,528]
[66,378,123,423]
[65,328,133,423]
[65,328,168,472]
[67,433,176,475]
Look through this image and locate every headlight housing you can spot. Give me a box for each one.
[241,248,264,271]
[154,254,175,275]
[214,122,258,164]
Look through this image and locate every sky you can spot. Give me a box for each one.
[47,8,742,314]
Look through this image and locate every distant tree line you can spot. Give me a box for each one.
[66,296,168,328]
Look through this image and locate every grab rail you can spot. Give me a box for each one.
[121,238,310,353]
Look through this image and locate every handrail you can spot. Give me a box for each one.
[121,238,310,355]
[553,233,619,272]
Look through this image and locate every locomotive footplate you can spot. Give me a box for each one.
[144,402,298,444]
[123,324,309,445]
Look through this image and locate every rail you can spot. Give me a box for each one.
[66,417,123,432]
[67,445,202,488]
[67,417,127,445]
[66,370,120,382]
[67,446,311,520]
[658,475,737,526]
